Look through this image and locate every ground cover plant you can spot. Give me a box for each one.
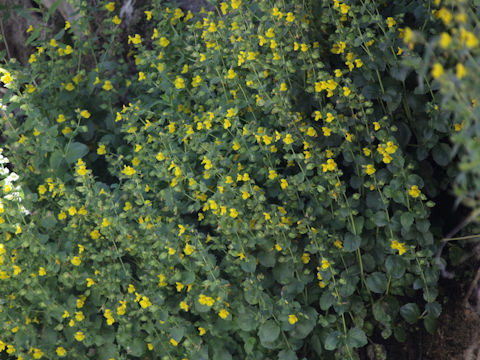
[0,0,472,358]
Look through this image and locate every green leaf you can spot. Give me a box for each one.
[426,302,442,318]
[45,0,63,23]
[347,216,364,235]
[258,320,280,344]
[244,337,256,354]
[385,255,406,279]
[343,234,361,252]
[240,255,256,273]
[394,326,407,343]
[50,150,63,169]
[400,212,414,230]
[373,301,391,325]
[432,143,452,166]
[400,303,420,324]
[97,343,117,360]
[237,312,257,332]
[423,314,437,335]
[278,350,297,360]
[41,213,58,229]
[320,291,335,311]
[64,142,89,164]
[366,272,388,294]
[128,338,144,357]
[374,211,388,227]
[346,327,367,348]
[324,331,342,350]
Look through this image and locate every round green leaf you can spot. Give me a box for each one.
[400,303,420,324]
[366,272,388,294]
[343,233,361,252]
[258,320,280,344]
[347,327,367,348]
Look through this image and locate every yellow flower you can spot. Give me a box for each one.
[90,229,101,239]
[199,294,215,306]
[144,10,152,20]
[38,267,46,276]
[221,2,229,14]
[391,240,406,255]
[283,134,294,145]
[286,12,295,22]
[56,347,67,357]
[373,122,381,131]
[80,110,91,118]
[139,296,152,308]
[101,218,110,227]
[231,0,241,9]
[387,17,396,28]
[71,256,81,266]
[334,239,343,249]
[280,83,287,91]
[322,127,331,137]
[266,27,275,38]
[321,258,330,270]
[431,63,444,79]
[103,80,113,91]
[174,76,185,89]
[457,63,467,79]
[322,159,337,172]
[112,15,122,25]
[121,165,136,176]
[301,253,310,264]
[288,314,298,324]
[0,72,13,84]
[65,83,75,91]
[86,278,95,287]
[229,208,238,218]
[170,338,178,346]
[454,122,465,132]
[408,185,421,198]
[75,311,85,321]
[439,32,451,48]
[158,37,170,47]
[198,327,206,336]
[268,169,278,180]
[105,2,115,11]
[50,38,58,47]
[32,348,44,359]
[180,301,189,312]
[366,164,376,175]
[74,331,85,341]
[184,243,194,255]
[227,68,237,79]
[97,144,107,155]
[192,75,202,87]
[219,309,229,319]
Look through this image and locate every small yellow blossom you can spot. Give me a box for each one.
[105,2,115,11]
[408,185,421,198]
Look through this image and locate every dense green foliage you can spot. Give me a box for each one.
[0,0,473,358]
